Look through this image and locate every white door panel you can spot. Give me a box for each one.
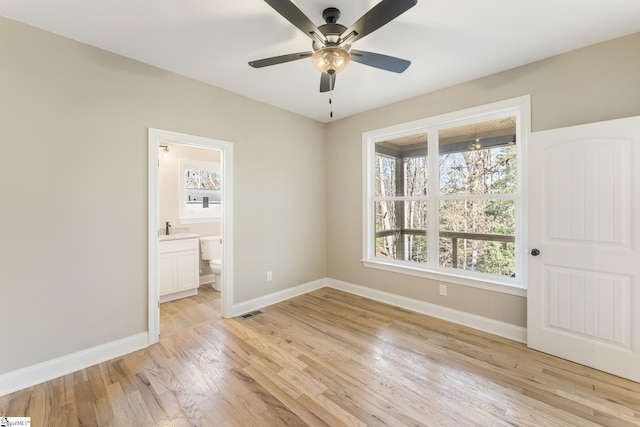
[528,116,640,382]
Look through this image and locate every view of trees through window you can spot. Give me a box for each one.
[375,135,429,264]
[374,117,518,278]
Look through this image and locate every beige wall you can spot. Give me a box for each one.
[325,32,640,327]
[0,17,326,375]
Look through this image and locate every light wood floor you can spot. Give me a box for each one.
[2,286,640,426]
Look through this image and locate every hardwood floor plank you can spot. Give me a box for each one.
[296,354,410,427]
[73,380,99,426]
[244,364,329,427]
[124,389,158,426]
[296,393,367,427]
[2,286,640,426]
[57,402,80,427]
[26,388,46,426]
[105,382,138,426]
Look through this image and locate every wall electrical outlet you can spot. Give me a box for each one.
[439,284,447,296]
[266,271,272,282]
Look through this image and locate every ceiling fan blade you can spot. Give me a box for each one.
[249,52,313,68]
[320,72,336,92]
[350,50,411,73]
[264,0,326,44]
[340,0,417,44]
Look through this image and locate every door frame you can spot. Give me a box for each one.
[147,128,234,345]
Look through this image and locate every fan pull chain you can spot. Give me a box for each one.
[329,93,333,118]
[329,77,334,118]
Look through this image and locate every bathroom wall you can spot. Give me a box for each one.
[158,143,221,280]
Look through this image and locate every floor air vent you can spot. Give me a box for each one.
[240,310,263,319]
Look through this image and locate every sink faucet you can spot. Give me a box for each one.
[165,221,172,235]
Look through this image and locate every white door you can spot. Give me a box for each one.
[528,115,640,382]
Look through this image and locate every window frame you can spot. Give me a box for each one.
[362,96,530,296]
[178,159,222,224]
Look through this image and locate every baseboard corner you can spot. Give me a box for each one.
[231,278,327,317]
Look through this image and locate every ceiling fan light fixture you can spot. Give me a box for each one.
[312,46,351,74]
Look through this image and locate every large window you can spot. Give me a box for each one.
[363,97,529,294]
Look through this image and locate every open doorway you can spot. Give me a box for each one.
[148,128,234,345]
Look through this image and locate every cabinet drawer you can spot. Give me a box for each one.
[160,238,199,253]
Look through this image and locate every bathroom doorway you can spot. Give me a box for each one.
[147,128,234,344]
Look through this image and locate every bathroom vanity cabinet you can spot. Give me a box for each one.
[159,234,200,303]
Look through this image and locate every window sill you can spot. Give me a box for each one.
[361,259,527,297]
[179,216,221,225]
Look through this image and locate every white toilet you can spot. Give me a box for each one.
[200,235,222,291]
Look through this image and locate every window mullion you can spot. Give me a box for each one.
[427,128,440,268]
[396,156,406,260]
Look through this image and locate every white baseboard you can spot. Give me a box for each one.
[1,277,526,398]
[0,332,148,397]
[326,278,527,343]
[231,278,327,317]
[230,276,525,342]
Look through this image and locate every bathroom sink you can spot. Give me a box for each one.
[159,233,200,241]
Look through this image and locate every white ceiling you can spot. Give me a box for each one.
[2,0,640,123]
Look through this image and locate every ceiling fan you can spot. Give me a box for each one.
[249,0,418,92]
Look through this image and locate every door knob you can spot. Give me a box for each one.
[530,248,540,256]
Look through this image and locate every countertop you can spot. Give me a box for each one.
[159,233,200,242]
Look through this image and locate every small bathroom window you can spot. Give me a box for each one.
[179,159,221,223]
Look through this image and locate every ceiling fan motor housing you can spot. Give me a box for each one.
[322,7,340,23]
[310,7,347,50]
